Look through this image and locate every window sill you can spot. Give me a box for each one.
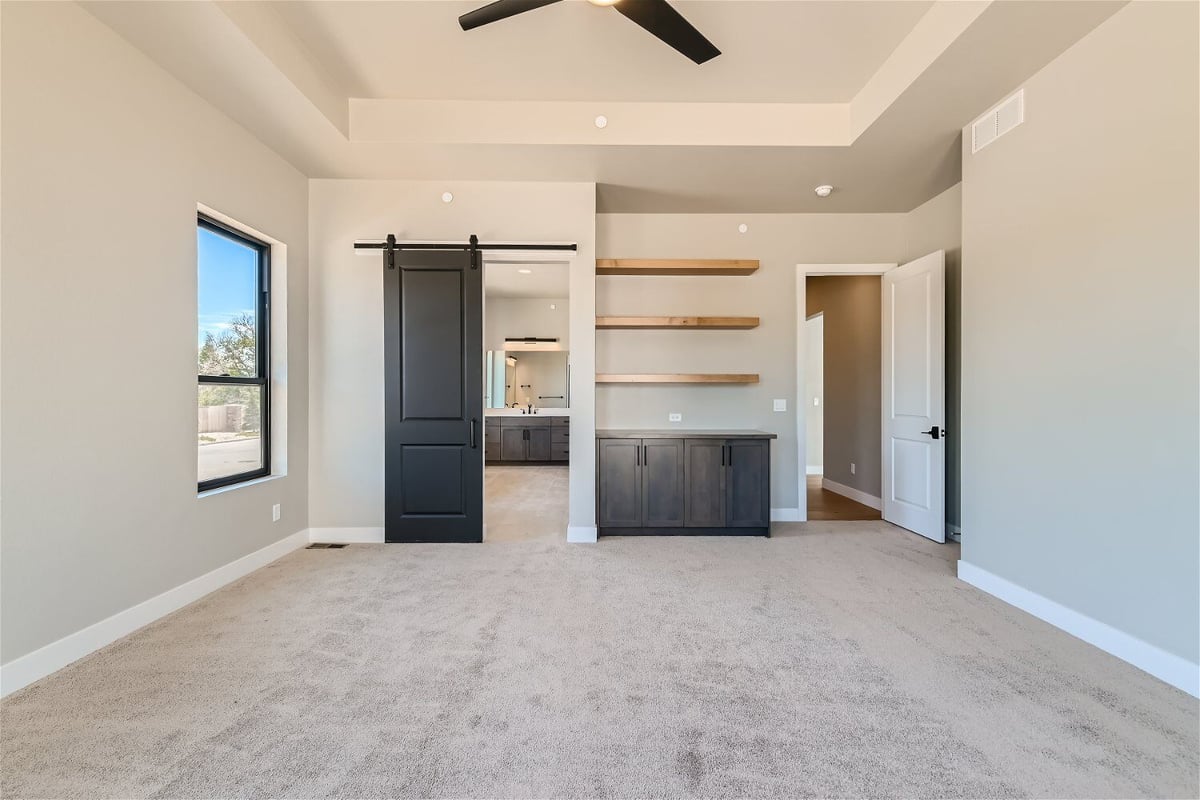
[198,473,286,499]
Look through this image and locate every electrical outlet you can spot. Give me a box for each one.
[272,503,281,522]
[850,463,856,475]
[773,399,786,412]
[668,413,682,423]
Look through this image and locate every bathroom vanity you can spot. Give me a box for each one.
[595,430,775,537]
[485,409,569,464]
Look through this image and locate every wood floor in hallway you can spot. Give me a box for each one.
[806,474,881,521]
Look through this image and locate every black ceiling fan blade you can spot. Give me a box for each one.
[614,0,720,64]
[459,0,563,31]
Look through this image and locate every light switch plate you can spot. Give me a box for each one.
[272,504,281,522]
[668,413,682,422]
[773,399,787,412]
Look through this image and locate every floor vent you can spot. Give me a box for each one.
[971,89,1024,154]
[306,543,347,549]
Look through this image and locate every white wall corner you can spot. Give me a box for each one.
[567,525,598,543]
[308,527,385,544]
[770,508,802,522]
[0,528,310,698]
[806,465,824,475]
[957,560,1199,698]
[820,478,883,511]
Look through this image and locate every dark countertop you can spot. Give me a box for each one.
[596,429,777,439]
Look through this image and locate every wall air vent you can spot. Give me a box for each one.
[971,89,1024,154]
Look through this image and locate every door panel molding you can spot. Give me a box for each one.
[385,249,483,543]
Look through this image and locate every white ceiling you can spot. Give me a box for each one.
[270,0,934,103]
[84,0,1126,212]
[485,261,571,298]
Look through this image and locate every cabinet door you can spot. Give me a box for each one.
[527,427,551,461]
[684,439,726,527]
[641,439,684,527]
[726,440,769,527]
[500,427,527,462]
[598,439,642,528]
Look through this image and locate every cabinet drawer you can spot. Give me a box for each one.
[484,442,501,461]
[500,416,551,427]
[551,444,570,462]
[549,416,569,428]
[552,428,570,445]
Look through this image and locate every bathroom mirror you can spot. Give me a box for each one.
[486,350,569,409]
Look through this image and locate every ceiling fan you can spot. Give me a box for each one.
[458,0,721,65]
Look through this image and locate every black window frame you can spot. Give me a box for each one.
[197,214,271,492]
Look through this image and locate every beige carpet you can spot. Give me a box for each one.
[484,465,568,543]
[2,522,1196,799]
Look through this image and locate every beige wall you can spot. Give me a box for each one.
[904,183,962,529]
[1,3,310,663]
[596,213,907,509]
[308,180,596,534]
[960,2,1199,663]
[485,296,570,352]
[806,277,882,497]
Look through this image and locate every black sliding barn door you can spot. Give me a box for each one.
[385,249,483,543]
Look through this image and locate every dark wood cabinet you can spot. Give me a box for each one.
[527,427,551,461]
[488,416,569,464]
[597,439,641,527]
[641,439,685,527]
[684,439,726,527]
[726,439,769,528]
[597,431,774,537]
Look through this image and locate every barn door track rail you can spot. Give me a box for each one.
[354,235,578,270]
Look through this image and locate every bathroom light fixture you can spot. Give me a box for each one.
[594,115,608,129]
[814,184,833,198]
[441,191,454,203]
[518,268,532,274]
[587,0,620,6]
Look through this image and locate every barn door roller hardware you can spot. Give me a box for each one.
[354,236,577,270]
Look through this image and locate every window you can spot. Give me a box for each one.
[197,215,270,490]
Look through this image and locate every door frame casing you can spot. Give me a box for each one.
[793,263,897,522]
[481,249,581,542]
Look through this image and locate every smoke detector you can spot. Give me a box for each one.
[814,185,834,198]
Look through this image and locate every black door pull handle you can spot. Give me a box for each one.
[921,426,941,439]
[470,418,478,449]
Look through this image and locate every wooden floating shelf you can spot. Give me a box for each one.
[596,373,760,385]
[596,259,759,276]
[596,316,760,330]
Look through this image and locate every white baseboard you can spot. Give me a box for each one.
[947,523,962,542]
[567,525,597,543]
[0,528,310,698]
[957,560,1199,698]
[771,508,801,522]
[806,465,823,475]
[309,526,385,544]
[821,478,883,510]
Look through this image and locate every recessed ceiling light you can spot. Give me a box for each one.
[738,223,748,234]
[594,115,608,129]
[814,184,834,198]
[587,0,620,6]
[441,192,454,203]
[518,268,532,274]
[550,303,557,310]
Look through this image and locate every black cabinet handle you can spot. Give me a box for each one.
[636,442,640,466]
[720,445,724,466]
